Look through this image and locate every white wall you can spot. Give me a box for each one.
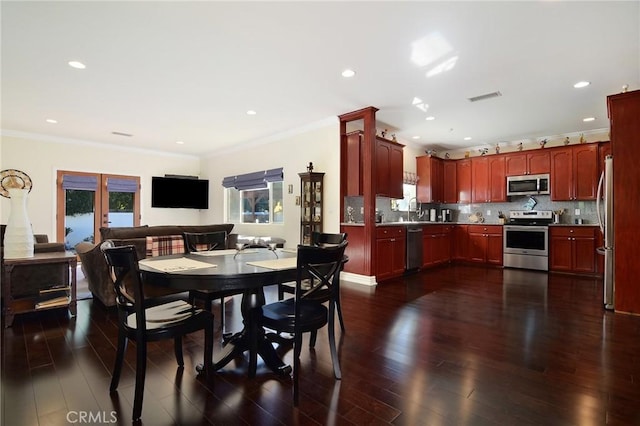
[1,132,204,241]
[200,118,341,248]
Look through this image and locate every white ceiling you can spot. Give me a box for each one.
[2,1,639,156]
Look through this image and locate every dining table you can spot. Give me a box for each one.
[138,247,298,377]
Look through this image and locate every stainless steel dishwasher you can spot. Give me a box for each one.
[406,226,423,270]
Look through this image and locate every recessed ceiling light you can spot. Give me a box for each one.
[412,136,420,139]
[176,140,184,145]
[464,137,472,141]
[574,81,590,88]
[46,119,58,124]
[341,69,355,78]
[246,110,257,115]
[583,117,596,122]
[425,116,435,121]
[68,61,86,69]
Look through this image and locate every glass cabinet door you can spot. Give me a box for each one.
[299,170,324,245]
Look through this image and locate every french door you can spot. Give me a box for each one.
[56,171,140,249]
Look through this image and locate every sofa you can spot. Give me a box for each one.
[1,224,68,299]
[75,224,236,306]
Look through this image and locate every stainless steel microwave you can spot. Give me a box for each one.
[506,174,550,196]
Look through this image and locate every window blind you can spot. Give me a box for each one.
[222,167,283,190]
[62,175,98,191]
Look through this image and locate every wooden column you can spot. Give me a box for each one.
[339,107,378,277]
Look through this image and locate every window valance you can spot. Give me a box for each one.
[62,175,97,191]
[107,177,138,193]
[222,168,283,191]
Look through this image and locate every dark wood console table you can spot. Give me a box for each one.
[2,251,77,327]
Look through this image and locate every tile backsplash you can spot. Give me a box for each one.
[344,195,598,225]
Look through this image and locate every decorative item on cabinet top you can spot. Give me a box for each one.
[403,172,418,185]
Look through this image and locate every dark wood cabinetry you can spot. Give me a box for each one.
[467,225,503,265]
[608,90,640,314]
[299,171,324,245]
[550,144,598,201]
[471,156,506,203]
[549,226,597,274]
[453,225,468,260]
[422,225,452,268]
[416,155,443,203]
[505,151,550,176]
[345,131,363,196]
[457,159,472,204]
[343,131,404,198]
[376,137,404,199]
[442,160,457,203]
[375,226,406,281]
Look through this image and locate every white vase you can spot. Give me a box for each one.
[3,188,34,258]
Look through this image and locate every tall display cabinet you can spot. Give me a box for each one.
[299,164,324,245]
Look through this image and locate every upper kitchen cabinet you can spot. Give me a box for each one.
[598,141,611,173]
[457,159,472,204]
[442,160,457,203]
[550,144,598,201]
[471,155,506,203]
[416,155,443,203]
[344,131,363,196]
[375,137,404,199]
[505,151,550,176]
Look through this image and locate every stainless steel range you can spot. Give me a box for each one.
[503,210,552,271]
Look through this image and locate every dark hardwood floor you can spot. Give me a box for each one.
[2,264,640,425]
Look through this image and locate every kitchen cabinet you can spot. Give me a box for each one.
[375,226,406,281]
[549,226,597,274]
[608,90,640,314]
[471,156,506,203]
[457,159,472,204]
[416,155,443,203]
[375,137,404,199]
[453,225,468,260]
[599,141,611,174]
[299,170,324,245]
[550,144,598,201]
[345,131,363,196]
[505,151,550,176]
[422,225,452,268]
[443,160,457,203]
[467,225,503,265]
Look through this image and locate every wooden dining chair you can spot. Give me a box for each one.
[101,242,214,422]
[259,241,348,405]
[278,232,348,333]
[183,231,237,334]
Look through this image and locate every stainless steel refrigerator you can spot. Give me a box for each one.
[597,155,614,310]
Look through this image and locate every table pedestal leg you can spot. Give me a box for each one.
[207,288,291,377]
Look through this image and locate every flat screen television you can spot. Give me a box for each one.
[151,176,209,209]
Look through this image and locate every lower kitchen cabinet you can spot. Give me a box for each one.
[422,225,452,268]
[549,226,597,274]
[375,226,406,281]
[453,225,468,260]
[467,225,503,265]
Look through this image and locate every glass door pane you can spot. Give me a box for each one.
[106,190,135,228]
[64,189,97,248]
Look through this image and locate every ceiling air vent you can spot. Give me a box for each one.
[468,91,502,102]
[111,131,133,137]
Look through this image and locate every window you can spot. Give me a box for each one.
[226,182,283,224]
[223,168,284,224]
